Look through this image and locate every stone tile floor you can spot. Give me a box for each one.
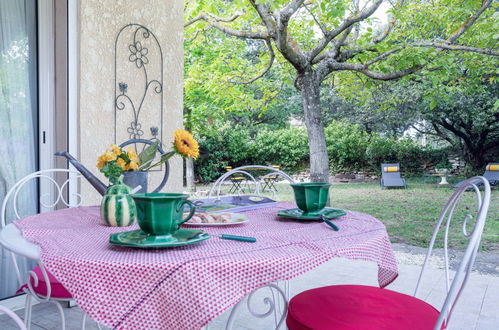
[1,247,498,330]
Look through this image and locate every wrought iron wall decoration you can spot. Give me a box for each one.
[114,24,163,166]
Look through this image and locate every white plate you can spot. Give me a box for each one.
[183,213,249,226]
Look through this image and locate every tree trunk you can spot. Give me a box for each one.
[299,71,330,182]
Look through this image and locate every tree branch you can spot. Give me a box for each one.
[280,0,306,24]
[303,3,327,36]
[248,0,278,37]
[411,42,499,56]
[319,59,421,81]
[273,1,308,71]
[364,47,403,66]
[184,11,269,40]
[229,39,275,84]
[308,0,383,62]
[446,0,492,44]
[371,0,406,44]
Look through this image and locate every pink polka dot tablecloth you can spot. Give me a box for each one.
[15,202,398,329]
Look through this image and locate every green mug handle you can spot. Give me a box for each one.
[177,199,196,226]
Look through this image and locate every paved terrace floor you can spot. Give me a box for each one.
[1,245,498,329]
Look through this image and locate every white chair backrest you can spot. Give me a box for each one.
[413,176,491,330]
[1,169,83,228]
[0,305,27,330]
[209,165,295,199]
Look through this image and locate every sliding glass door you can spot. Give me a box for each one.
[0,0,39,300]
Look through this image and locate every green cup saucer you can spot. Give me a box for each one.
[109,228,210,248]
[277,207,346,220]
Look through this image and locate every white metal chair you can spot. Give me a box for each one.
[205,166,295,329]
[0,169,84,330]
[286,176,491,330]
[209,165,295,200]
[0,305,28,330]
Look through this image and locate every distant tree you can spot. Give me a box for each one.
[321,83,418,136]
[337,72,498,171]
[415,80,499,171]
[185,0,498,182]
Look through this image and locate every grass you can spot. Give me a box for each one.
[195,177,499,251]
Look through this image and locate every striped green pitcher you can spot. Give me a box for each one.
[101,176,137,227]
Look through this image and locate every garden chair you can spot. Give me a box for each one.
[261,165,281,192]
[0,305,27,330]
[211,165,295,198]
[380,163,407,189]
[225,166,247,194]
[454,163,499,188]
[0,169,100,330]
[286,176,491,330]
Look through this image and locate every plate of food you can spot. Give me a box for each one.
[183,213,248,226]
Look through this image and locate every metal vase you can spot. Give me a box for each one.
[123,171,148,193]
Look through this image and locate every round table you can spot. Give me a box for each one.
[1,202,398,329]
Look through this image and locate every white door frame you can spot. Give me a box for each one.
[68,0,80,205]
[38,0,80,207]
[38,0,55,212]
[38,0,55,170]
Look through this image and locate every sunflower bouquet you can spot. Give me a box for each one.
[97,129,199,184]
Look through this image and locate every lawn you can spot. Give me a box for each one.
[196,177,498,251]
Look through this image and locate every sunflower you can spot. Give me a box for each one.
[173,129,199,159]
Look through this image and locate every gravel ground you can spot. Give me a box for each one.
[393,243,499,276]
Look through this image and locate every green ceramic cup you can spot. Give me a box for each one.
[132,193,196,237]
[290,182,331,215]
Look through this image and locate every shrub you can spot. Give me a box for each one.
[325,121,370,172]
[250,127,309,172]
[194,126,251,182]
[195,121,450,182]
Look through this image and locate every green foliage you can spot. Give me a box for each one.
[250,127,309,171]
[195,126,309,182]
[139,141,160,169]
[365,135,443,174]
[324,121,442,175]
[325,121,370,172]
[194,126,252,182]
[194,121,446,182]
[100,164,123,185]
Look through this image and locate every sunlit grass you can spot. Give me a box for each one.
[195,177,498,250]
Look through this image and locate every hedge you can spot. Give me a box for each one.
[194,122,445,182]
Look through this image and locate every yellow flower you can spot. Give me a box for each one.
[116,158,127,170]
[97,160,105,169]
[173,129,199,159]
[127,148,140,163]
[104,150,116,162]
[111,144,122,156]
[97,150,116,169]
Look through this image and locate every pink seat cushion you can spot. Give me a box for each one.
[287,285,440,330]
[17,266,72,299]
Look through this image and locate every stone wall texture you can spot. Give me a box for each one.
[78,0,184,205]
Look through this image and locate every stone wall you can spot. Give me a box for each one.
[78,0,184,205]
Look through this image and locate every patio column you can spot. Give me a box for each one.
[77,0,184,204]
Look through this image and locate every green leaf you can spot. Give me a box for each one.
[430,99,437,109]
[100,164,123,184]
[138,141,160,167]
[142,151,176,171]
